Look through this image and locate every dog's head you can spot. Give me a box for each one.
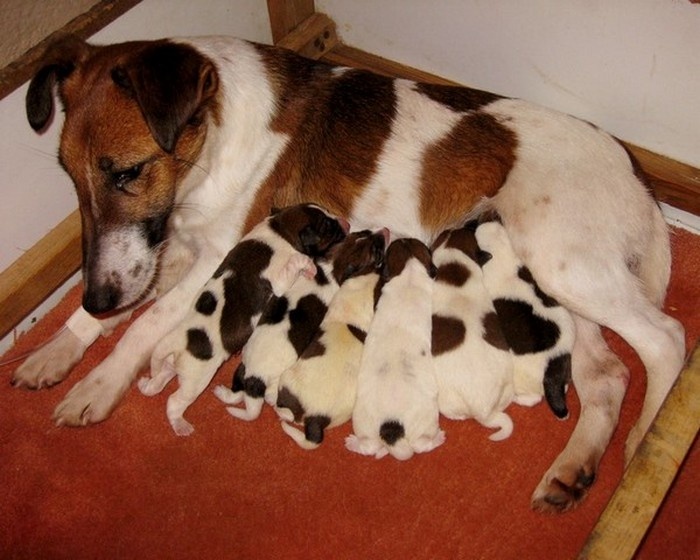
[329,228,389,285]
[26,36,220,314]
[269,204,350,257]
[382,238,436,283]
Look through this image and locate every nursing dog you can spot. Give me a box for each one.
[475,219,575,419]
[214,228,385,422]
[17,35,685,511]
[346,239,445,461]
[276,228,389,449]
[138,204,347,435]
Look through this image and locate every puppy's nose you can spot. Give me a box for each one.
[82,283,122,315]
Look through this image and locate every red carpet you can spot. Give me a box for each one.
[1,227,698,560]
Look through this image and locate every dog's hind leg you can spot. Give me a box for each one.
[531,316,627,513]
[225,395,265,421]
[167,360,222,436]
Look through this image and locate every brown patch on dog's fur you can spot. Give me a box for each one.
[435,262,470,287]
[419,112,517,232]
[383,238,434,282]
[431,315,466,356]
[243,53,396,234]
[481,311,510,351]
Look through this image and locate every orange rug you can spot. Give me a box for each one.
[1,227,698,560]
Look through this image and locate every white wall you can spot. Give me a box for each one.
[318,0,700,169]
[0,0,271,351]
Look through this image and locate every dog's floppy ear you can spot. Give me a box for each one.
[111,41,219,153]
[26,35,89,131]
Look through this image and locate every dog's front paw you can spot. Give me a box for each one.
[530,462,596,514]
[53,372,126,426]
[11,328,86,389]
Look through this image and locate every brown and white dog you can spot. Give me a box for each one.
[15,35,686,511]
[138,203,348,435]
[346,239,445,461]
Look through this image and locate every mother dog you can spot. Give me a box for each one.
[14,36,685,513]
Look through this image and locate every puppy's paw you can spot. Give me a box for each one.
[530,462,596,514]
[11,328,86,389]
[213,384,243,405]
[169,416,195,436]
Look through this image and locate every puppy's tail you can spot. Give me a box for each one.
[543,353,571,420]
[482,412,514,441]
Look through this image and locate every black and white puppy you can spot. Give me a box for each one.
[275,228,389,449]
[214,228,386,422]
[430,225,523,441]
[138,204,348,435]
[475,219,575,419]
[346,238,444,460]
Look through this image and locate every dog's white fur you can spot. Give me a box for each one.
[475,220,575,410]
[16,35,686,511]
[347,241,445,460]
[430,231,519,441]
[138,214,317,436]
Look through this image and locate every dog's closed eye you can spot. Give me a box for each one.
[112,163,144,193]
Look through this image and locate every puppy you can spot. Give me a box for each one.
[138,204,348,435]
[346,238,445,460]
[214,228,387,422]
[475,219,575,419]
[430,225,523,441]
[275,228,389,449]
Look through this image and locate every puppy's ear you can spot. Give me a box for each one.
[26,35,89,131]
[270,207,281,216]
[299,225,321,255]
[429,263,438,279]
[113,41,219,153]
[476,250,492,267]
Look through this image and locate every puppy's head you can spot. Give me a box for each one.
[26,36,220,314]
[382,238,436,283]
[269,204,349,257]
[329,228,389,284]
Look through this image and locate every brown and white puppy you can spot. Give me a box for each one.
[346,239,444,461]
[17,35,685,511]
[475,219,575,419]
[430,225,520,441]
[214,228,386,422]
[138,204,347,435]
[275,228,389,449]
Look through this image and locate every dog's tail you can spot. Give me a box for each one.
[481,411,514,441]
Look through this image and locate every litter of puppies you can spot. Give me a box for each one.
[147,204,574,459]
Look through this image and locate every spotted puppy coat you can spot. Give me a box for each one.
[275,228,389,449]
[139,204,348,435]
[430,225,523,441]
[346,238,445,461]
[214,229,386,422]
[475,219,575,419]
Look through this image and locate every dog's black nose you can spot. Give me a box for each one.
[82,283,122,315]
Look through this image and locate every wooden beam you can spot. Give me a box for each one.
[275,13,338,60]
[266,0,315,44]
[0,0,143,101]
[0,211,81,341]
[578,342,700,560]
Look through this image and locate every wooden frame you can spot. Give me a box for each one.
[0,4,697,557]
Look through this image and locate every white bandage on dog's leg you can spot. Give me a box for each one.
[65,307,107,347]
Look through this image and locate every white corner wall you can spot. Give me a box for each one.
[318,0,700,169]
